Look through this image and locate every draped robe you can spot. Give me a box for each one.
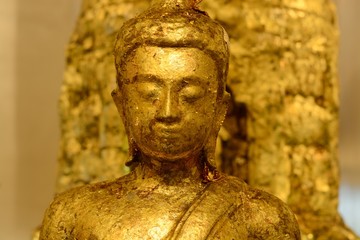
[40,173,300,239]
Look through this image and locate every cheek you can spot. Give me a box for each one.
[189,97,217,117]
[184,102,216,133]
[125,101,151,133]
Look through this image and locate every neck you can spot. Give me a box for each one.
[150,0,195,8]
[133,153,204,185]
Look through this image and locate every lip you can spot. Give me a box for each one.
[152,125,182,139]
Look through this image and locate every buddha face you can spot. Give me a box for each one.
[117,46,224,161]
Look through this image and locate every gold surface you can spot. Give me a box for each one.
[39,0,300,239]
[46,0,359,239]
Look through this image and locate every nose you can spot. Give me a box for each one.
[155,89,181,124]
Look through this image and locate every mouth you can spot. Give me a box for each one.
[152,125,182,139]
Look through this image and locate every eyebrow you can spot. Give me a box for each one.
[131,74,164,86]
[180,76,205,86]
[131,74,209,88]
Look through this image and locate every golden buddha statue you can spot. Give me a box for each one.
[39,0,300,239]
[43,0,359,239]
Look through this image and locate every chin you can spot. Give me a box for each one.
[141,146,202,162]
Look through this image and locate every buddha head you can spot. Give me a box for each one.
[112,0,230,180]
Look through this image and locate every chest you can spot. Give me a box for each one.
[72,187,201,240]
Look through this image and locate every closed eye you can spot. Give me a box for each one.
[136,82,161,100]
[180,85,205,103]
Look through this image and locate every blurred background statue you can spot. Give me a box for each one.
[56,0,148,192]
[53,0,359,239]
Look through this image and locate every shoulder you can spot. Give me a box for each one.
[39,173,135,239]
[243,186,300,239]
[39,186,81,239]
[211,175,300,239]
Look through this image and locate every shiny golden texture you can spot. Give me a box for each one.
[40,1,300,239]
[41,173,299,239]
[51,0,359,239]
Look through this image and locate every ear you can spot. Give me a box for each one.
[111,88,125,121]
[112,87,141,167]
[215,92,230,130]
[202,92,231,173]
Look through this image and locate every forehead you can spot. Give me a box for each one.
[123,46,217,82]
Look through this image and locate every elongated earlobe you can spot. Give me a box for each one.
[112,88,140,168]
[203,92,230,181]
[111,88,123,118]
[125,137,140,168]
